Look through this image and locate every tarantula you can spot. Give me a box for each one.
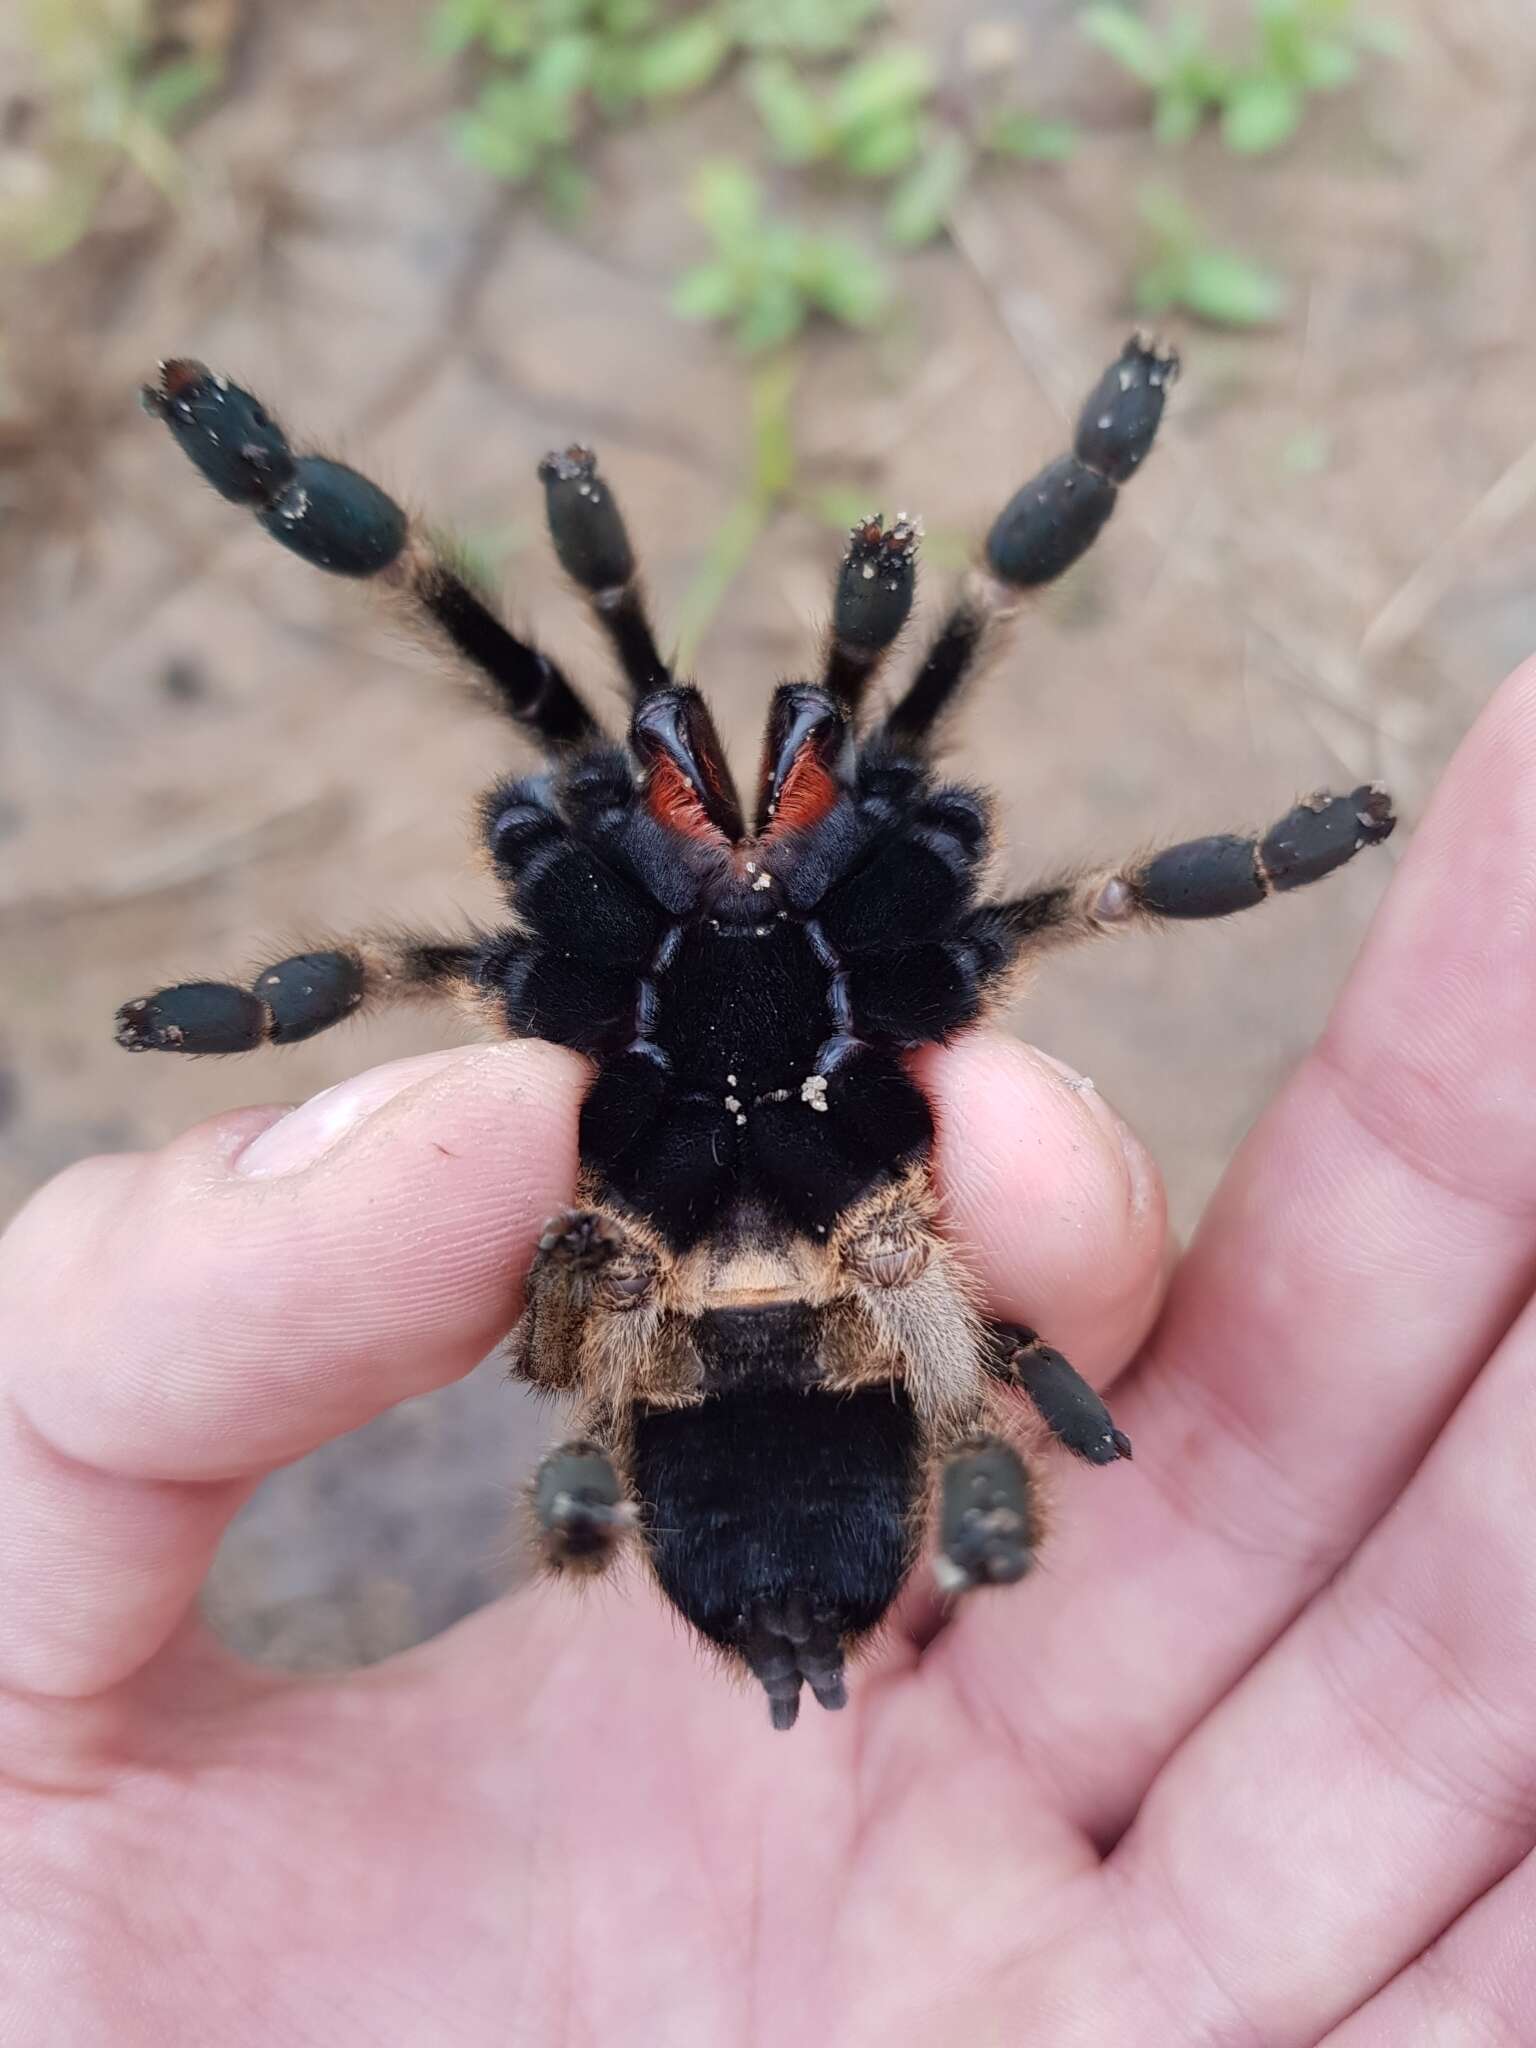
[121,341,1395,1729]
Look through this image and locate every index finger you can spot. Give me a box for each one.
[939,654,1536,1838]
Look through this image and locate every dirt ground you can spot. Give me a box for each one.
[4,0,1535,1664]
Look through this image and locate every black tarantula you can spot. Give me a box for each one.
[122,342,1395,1729]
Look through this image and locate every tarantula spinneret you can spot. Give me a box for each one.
[123,340,1395,1729]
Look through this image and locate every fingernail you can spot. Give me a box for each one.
[234,1051,467,1178]
[1033,1049,1157,1221]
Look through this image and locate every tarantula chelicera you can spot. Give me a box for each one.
[122,341,1394,1729]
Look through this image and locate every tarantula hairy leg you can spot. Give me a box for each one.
[142,360,600,752]
[935,1436,1039,1595]
[115,949,366,1053]
[114,936,480,1054]
[533,1207,658,1304]
[1118,785,1397,921]
[532,1441,636,1574]
[991,1326,1132,1466]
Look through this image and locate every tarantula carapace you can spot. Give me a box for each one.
[122,341,1394,1729]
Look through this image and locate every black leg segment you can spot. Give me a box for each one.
[984,457,1117,589]
[1128,785,1396,921]
[114,934,479,1054]
[143,360,601,753]
[935,1435,1037,1594]
[539,444,670,699]
[969,784,1398,987]
[532,1441,634,1573]
[412,561,599,747]
[879,334,1178,751]
[821,512,920,715]
[878,607,986,754]
[989,1325,1132,1465]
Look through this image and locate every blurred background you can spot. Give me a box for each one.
[3,0,1534,1665]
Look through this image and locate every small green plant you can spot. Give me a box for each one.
[440,0,1073,256]
[673,354,798,662]
[671,355,967,662]
[1082,0,1396,155]
[747,46,934,179]
[4,0,222,262]
[1133,186,1287,326]
[437,0,889,214]
[1081,6,1232,145]
[747,46,1074,251]
[671,160,888,351]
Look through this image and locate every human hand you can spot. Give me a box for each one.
[5,663,1536,2046]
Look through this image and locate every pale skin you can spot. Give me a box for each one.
[6,662,1536,2047]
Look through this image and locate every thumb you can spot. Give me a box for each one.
[0,1042,582,1699]
[4,1042,584,1484]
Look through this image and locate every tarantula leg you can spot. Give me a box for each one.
[536,1208,625,1271]
[142,360,600,753]
[532,1441,635,1574]
[820,512,920,715]
[935,1436,1038,1595]
[1124,785,1398,919]
[881,334,1179,751]
[989,1326,1132,1466]
[532,1208,658,1306]
[975,785,1398,979]
[113,935,480,1054]
[539,445,670,699]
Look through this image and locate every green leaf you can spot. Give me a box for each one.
[1153,84,1206,144]
[829,47,934,130]
[1132,257,1185,316]
[428,0,482,56]
[591,41,642,112]
[747,59,828,163]
[489,5,540,58]
[882,133,971,247]
[691,158,762,241]
[539,150,593,221]
[536,0,596,30]
[630,15,731,100]
[672,260,743,320]
[1080,5,1167,86]
[731,0,883,57]
[600,0,658,32]
[525,30,596,116]
[985,110,1077,161]
[838,109,923,177]
[452,108,539,180]
[1221,75,1304,152]
[1298,35,1358,88]
[1179,247,1288,326]
[134,55,221,130]
[736,276,809,353]
[798,237,889,327]
[430,0,525,56]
